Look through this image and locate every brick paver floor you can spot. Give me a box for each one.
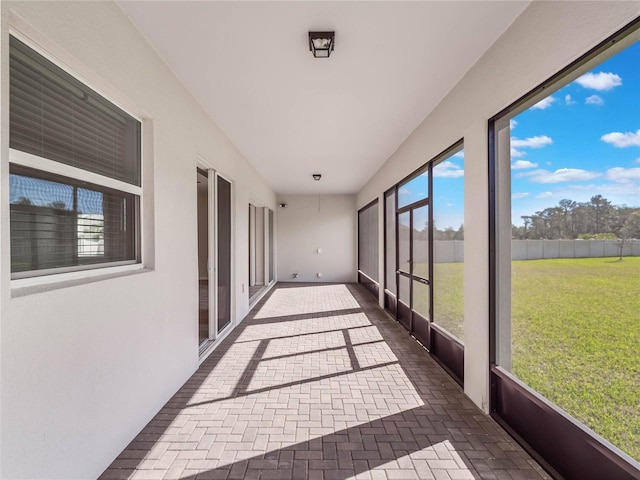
[101,283,551,480]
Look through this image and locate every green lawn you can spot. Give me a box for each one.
[413,257,639,460]
[413,262,465,340]
[511,257,640,460]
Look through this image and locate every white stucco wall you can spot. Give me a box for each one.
[277,195,357,283]
[356,1,640,412]
[0,2,275,478]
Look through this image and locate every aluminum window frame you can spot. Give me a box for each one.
[488,17,640,480]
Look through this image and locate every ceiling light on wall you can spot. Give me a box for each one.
[312,174,322,181]
[309,32,334,58]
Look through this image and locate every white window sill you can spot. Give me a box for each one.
[11,264,151,298]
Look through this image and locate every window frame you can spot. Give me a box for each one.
[357,197,380,300]
[247,200,275,306]
[8,32,144,282]
[430,144,465,345]
[382,139,464,384]
[488,18,640,480]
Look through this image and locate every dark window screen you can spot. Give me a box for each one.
[385,190,396,294]
[10,165,138,275]
[358,200,379,282]
[268,209,274,283]
[217,176,232,333]
[9,36,141,186]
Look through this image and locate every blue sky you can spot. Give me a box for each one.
[398,39,639,230]
[397,150,464,231]
[510,40,640,225]
[10,174,104,215]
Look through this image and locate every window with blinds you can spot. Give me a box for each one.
[9,35,141,279]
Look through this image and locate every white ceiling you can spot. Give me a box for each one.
[118,1,530,195]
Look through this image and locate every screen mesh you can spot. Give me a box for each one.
[217,176,232,333]
[10,165,138,274]
[358,200,379,282]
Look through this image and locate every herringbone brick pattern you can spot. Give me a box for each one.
[100,283,550,480]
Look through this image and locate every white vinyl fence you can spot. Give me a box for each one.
[408,239,640,263]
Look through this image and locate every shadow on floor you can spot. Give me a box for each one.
[100,283,547,480]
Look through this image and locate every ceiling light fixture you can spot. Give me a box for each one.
[312,174,322,181]
[309,32,334,58]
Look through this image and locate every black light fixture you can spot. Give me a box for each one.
[309,32,334,58]
[312,174,322,181]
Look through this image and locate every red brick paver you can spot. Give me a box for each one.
[101,283,550,480]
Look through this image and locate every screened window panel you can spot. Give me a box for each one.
[358,201,379,282]
[10,165,138,274]
[268,209,275,283]
[10,36,140,186]
[432,152,465,343]
[385,191,396,294]
[217,176,232,333]
[397,170,428,209]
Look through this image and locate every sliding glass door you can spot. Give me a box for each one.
[217,175,232,333]
[249,204,275,304]
[197,166,233,352]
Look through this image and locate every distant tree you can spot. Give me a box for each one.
[521,216,532,239]
[621,211,640,239]
[558,199,577,237]
[14,196,33,205]
[615,211,640,260]
[512,196,640,241]
[590,195,614,235]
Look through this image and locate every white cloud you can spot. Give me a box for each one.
[433,161,464,178]
[575,72,622,91]
[605,167,640,183]
[601,129,640,148]
[636,158,640,164]
[511,147,525,158]
[519,168,601,184]
[537,191,554,198]
[564,182,640,203]
[398,187,410,195]
[512,160,538,170]
[452,151,464,158]
[585,94,604,105]
[564,94,576,105]
[531,96,556,110]
[510,136,552,158]
[511,136,553,148]
[510,119,518,130]
[512,192,529,199]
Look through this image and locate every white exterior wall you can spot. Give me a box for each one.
[356,1,640,412]
[277,195,357,283]
[0,2,275,479]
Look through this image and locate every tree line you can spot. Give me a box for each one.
[512,195,640,240]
